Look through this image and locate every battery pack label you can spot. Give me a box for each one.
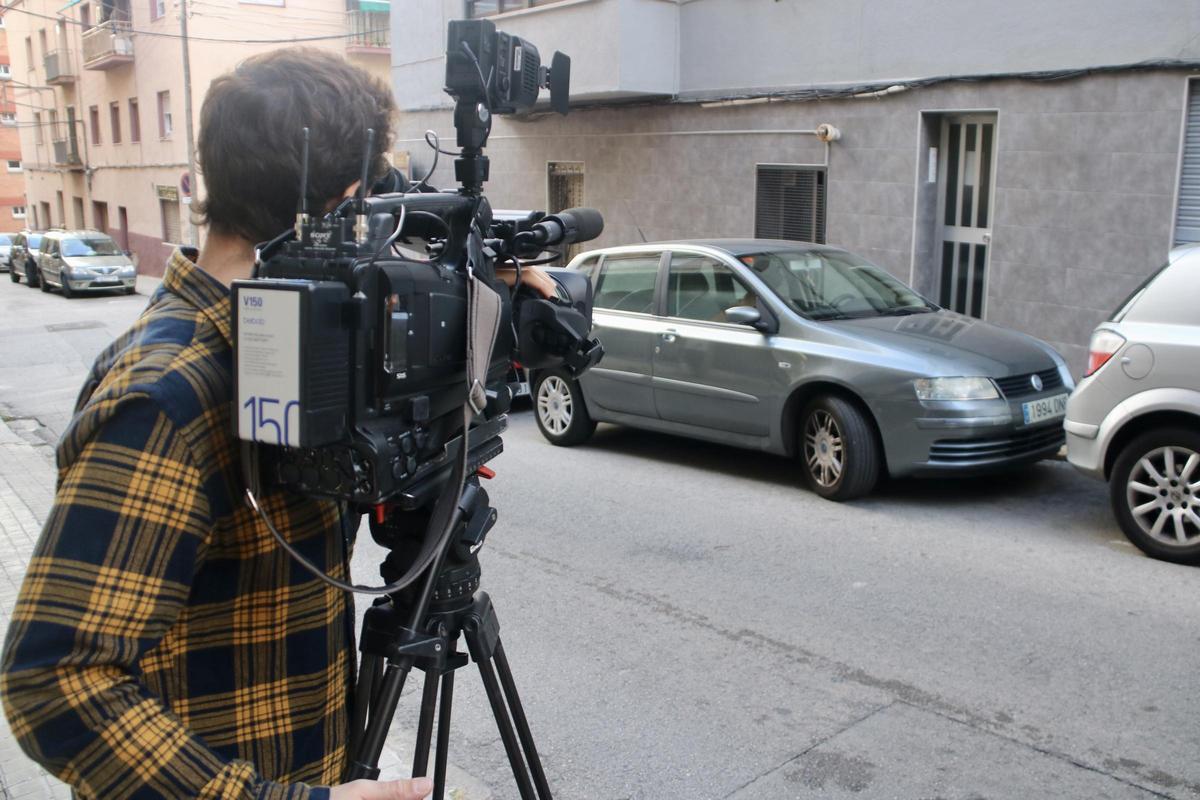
[236,287,301,447]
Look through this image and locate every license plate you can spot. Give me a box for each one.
[92,277,118,285]
[1022,392,1069,425]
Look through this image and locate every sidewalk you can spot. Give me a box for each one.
[0,419,70,799]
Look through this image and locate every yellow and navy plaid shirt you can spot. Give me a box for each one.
[1,250,353,799]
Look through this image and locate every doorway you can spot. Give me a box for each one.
[547,161,584,264]
[934,114,997,318]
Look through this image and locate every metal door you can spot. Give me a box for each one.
[651,252,777,436]
[936,114,997,318]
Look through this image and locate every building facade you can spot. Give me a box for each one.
[391,0,1200,369]
[0,16,29,233]
[5,0,391,274]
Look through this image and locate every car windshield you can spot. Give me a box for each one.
[27,235,42,249]
[61,236,121,257]
[0,235,11,246]
[739,249,936,320]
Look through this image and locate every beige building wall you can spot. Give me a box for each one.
[5,0,390,275]
[0,18,29,233]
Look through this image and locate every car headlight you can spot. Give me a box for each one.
[120,265,135,275]
[913,377,1000,401]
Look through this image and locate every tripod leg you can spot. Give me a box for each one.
[466,629,538,800]
[411,673,440,778]
[350,653,382,757]
[493,641,553,800]
[432,670,455,800]
[347,661,411,781]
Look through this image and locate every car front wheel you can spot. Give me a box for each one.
[38,268,49,292]
[24,263,38,288]
[7,265,17,283]
[800,395,880,501]
[533,369,595,446]
[1110,428,1200,565]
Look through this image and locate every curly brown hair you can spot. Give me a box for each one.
[196,47,395,244]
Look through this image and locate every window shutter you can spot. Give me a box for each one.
[755,165,826,244]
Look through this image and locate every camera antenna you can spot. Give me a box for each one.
[355,127,376,244]
[295,127,311,238]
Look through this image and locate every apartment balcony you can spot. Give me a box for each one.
[82,20,135,70]
[345,10,389,54]
[44,51,76,85]
[52,138,83,169]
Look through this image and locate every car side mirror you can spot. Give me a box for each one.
[725,306,762,327]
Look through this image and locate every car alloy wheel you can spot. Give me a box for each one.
[804,410,844,489]
[1125,445,1200,548]
[532,368,595,447]
[537,375,574,436]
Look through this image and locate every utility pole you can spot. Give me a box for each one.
[179,0,198,246]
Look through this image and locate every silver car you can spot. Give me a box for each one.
[1065,244,1200,564]
[36,229,136,297]
[532,240,1073,500]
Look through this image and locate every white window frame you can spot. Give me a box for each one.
[12,206,26,219]
[0,64,11,80]
[0,112,16,126]
[6,160,21,172]
[152,0,166,19]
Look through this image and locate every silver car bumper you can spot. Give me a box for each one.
[67,276,136,292]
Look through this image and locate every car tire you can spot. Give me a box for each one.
[24,264,39,288]
[38,269,49,292]
[60,277,74,298]
[800,395,880,501]
[7,265,17,283]
[1109,427,1200,565]
[533,369,595,446]
[124,286,136,295]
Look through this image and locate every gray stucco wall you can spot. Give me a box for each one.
[394,69,1188,371]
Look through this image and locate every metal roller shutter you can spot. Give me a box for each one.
[755,165,826,244]
[1174,81,1200,246]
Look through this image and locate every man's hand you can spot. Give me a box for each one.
[496,264,559,299]
[329,777,434,800]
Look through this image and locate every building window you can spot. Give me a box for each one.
[151,0,166,20]
[161,197,181,243]
[80,3,91,29]
[129,98,140,142]
[89,105,101,145]
[12,206,25,219]
[754,165,827,244]
[6,160,21,172]
[38,29,46,60]
[110,102,121,144]
[466,0,557,17]
[0,113,15,126]
[33,112,42,144]
[0,64,10,81]
[157,90,172,138]
[24,38,32,69]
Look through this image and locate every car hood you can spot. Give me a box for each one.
[64,255,133,269]
[829,310,1058,377]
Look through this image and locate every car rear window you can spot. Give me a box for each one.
[1118,257,1199,325]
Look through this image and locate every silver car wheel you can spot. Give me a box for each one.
[537,375,573,437]
[804,409,844,488]
[1126,445,1200,547]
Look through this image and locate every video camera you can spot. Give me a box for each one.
[230,19,604,510]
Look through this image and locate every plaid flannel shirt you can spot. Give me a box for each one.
[1,250,353,799]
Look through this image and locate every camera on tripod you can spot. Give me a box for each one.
[230,18,603,510]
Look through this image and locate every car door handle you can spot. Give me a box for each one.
[661,332,677,343]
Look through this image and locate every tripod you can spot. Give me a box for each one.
[344,476,553,800]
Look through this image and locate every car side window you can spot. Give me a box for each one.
[594,255,660,314]
[667,254,756,323]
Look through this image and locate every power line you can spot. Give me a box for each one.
[0,3,388,44]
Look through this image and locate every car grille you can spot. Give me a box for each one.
[929,424,1065,464]
[993,368,1063,399]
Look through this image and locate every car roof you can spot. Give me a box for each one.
[45,229,111,238]
[588,238,849,258]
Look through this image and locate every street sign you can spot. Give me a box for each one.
[180,172,191,198]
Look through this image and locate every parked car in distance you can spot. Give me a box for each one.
[1065,244,1200,565]
[532,240,1074,500]
[7,231,43,286]
[36,229,136,297]
[0,233,12,272]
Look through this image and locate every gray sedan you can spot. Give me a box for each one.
[532,240,1073,500]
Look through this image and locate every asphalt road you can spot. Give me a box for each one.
[0,276,1197,799]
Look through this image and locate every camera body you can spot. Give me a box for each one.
[232,21,600,508]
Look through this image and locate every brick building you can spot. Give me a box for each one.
[0,17,29,233]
